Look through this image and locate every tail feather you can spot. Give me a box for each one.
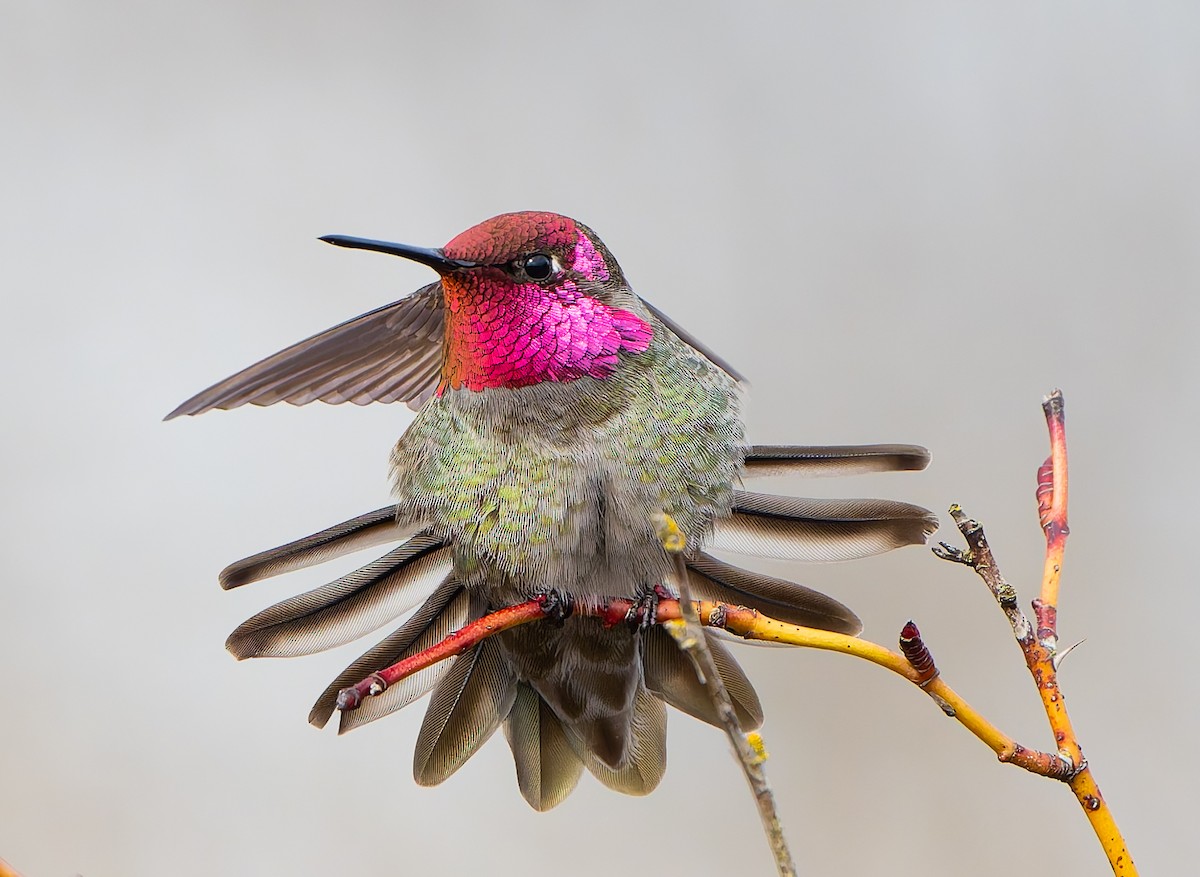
[496,618,643,772]
[570,687,667,796]
[642,625,763,729]
[306,575,467,730]
[504,684,584,811]
[414,632,518,786]
[219,505,418,590]
[226,534,450,659]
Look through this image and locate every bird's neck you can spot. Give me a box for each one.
[440,277,653,392]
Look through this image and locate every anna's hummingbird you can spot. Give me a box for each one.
[169,211,936,810]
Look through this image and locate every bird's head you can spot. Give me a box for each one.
[323,212,652,392]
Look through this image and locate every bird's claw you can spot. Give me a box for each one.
[627,582,673,627]
[539,589,575,625]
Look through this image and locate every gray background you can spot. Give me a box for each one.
[3,2,1196,875]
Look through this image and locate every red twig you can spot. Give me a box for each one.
[1038,389,1070,646]
[336,597,550,711]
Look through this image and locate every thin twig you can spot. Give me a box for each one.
[1040,389,1070,617]
[934,389,1136,875]
[653,512,797,877]
[941,504,1074,764]
[336,598,550,711]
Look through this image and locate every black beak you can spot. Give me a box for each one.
[318,235,477,273]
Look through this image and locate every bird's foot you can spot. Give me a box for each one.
[538,589,575,626]
[627,582,674,627]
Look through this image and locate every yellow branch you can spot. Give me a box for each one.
[701,583,1137,873]
[705,606,1072,779]
[1036,392,1134,873]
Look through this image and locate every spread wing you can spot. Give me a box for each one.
[165,279,749,419]
[164,282,445,419]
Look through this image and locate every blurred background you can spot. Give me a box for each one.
[3,2,1196,874]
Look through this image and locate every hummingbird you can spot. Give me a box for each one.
[168,211,936,810]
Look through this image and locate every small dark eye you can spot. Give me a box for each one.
[522,253,554,281]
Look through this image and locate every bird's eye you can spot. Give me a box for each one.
[521,253,554,281]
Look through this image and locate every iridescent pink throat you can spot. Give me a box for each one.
[441,276,653,392]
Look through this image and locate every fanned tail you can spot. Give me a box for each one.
[223,437,935,809]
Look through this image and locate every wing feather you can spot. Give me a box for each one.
[165,282,444,419]
[710,491,939,562]
[743,444,931,479]
[642,298,745,383]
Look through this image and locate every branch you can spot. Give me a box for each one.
[336,598,1077,783]
[336,598,550,711]
[933,389,1136,875]
[652,512,797,877]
